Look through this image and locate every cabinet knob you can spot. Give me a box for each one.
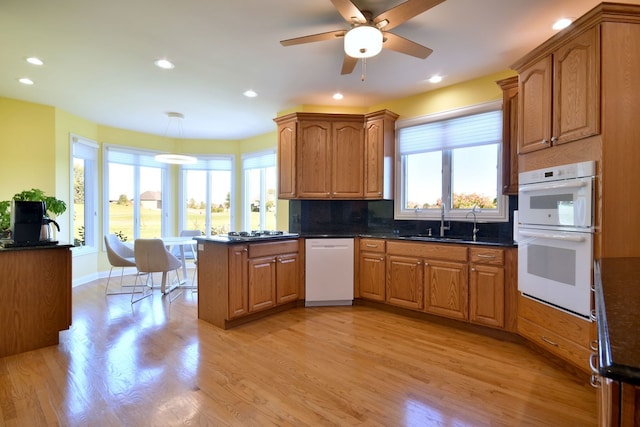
[471,267,476,272]
[551,136,558,143]
[541,139,548,144]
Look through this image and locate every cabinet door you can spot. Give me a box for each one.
[497,76,519,195]
[277,121,296,199]
[297,120,331,198]
[425,260,468,320]
[248,256,276,312]
[518,56,553,154]
[228,245,249,319]
[469,263,505,328]
[386,255,423,310]
[359,252,385,301]
[331,121,364,198]
[553,26,600,145]
[364,118,384,198]
[276,253,299,304]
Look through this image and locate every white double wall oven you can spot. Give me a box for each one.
[517,161,596,319]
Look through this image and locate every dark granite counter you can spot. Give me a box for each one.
[194,234,300,244]
[595,258,640,385]
[0,242,74,252]
[301,232,517,248]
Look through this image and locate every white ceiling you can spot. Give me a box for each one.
[1,0,636,140]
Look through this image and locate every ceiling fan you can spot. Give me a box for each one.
[280,0,446,75]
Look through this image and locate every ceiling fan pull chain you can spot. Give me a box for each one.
[361,58,366,82]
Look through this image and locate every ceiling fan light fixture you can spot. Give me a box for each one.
[344,25,383,59]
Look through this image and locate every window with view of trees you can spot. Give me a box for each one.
[180,156,234,236]
[242,150,276,231]
[395,101,508,221]
[104,145,169,241]
[71,135,98,250]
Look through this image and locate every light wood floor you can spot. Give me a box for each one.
[0,275,597,426]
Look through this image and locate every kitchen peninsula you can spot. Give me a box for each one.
[0,244,73,357]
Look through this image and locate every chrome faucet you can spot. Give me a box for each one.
[466,205,480,242]
[440,203,450,237]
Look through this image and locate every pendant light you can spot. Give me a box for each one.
[154,112,197,164]
[343,25,383,59]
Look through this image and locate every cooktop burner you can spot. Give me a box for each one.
[224,230,296,240]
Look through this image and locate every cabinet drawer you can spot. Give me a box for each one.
[470,247,504,265]
[518,294,591,346]
[518,316,591,373]
[359,238,385,253]
[386,241,467,262]
[248,240,299,258]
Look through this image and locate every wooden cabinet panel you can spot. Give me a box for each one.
[470,264,505,328]
[248,256,277,312]
[228,245,249,319]
[518,56,553,154]
[277,120,296,198]
[359,252,385,301]
[424,259,468,321]
[553,27,600,145]
[359,238,385,253]
[497,76,519,195]
[386,255,423,310]
[331,121,363,198]
[276,253,299,304]
[297,120,331,198]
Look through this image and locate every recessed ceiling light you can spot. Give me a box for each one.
[552,18,573,30]
[26,57,43,66]
[154,59,175,69]
[429,75,443,83]
[243,90,258,98]
[18,77,34,85]
[333,92,344,100]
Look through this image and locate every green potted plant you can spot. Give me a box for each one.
[0,188,67,236]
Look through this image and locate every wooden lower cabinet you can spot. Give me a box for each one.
[248,256,277,312]
[359,238,386,301]
[197,239,300,329]
[597,378,640,427]
[469,247,506,328]
[424,259,468,321]
[386,255,424,310]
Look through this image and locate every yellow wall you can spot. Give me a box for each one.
[0,68,518,284]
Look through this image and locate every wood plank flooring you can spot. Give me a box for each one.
[0,276,597,426]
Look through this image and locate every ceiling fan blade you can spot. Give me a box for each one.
[280,30,346,46]
[330,0,367,24]
[383,32,433,58]
[341,54,358,75]
[374,0,446,31]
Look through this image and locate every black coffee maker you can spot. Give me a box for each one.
[10,200,45,244]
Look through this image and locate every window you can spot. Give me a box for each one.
[395,101,507,221]
[71,134,98,251]
[180,156,234,236]
[242,150,276,231]
[103,145,169,241]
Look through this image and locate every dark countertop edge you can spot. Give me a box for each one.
[595,258,640,385]
[0,243,74,251]
[195,233,516,247]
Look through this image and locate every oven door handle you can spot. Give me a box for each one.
[519,180,588,193]
[519,230,587,243]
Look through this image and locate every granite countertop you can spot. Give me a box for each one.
[0,242,74,251]
[595,258,640,385]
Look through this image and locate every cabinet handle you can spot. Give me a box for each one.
[366,244,378,248]
[590,374,601,388]
[476,254,496,259]
[590,339,598,352]
[590,309,597,322]
[589,352,599,376]
[540,335,559,347]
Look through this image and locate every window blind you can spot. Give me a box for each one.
[242,150,275,170]
[398,110,502,155]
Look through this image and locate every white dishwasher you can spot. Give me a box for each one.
[305,238,354,307]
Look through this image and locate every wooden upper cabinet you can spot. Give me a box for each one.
[496,76,519,195]
[273,111,397,200]
[331,121,364,198]
[516,26,600,154]
[364,110,398,199]
[297,120,332,198]
[276,120,296,199]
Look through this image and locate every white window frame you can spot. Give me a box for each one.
[178,155,235,237]
[242,149,276,231]
[70,134,99,254]
[394,100,508,222]
[102,144,171,240]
